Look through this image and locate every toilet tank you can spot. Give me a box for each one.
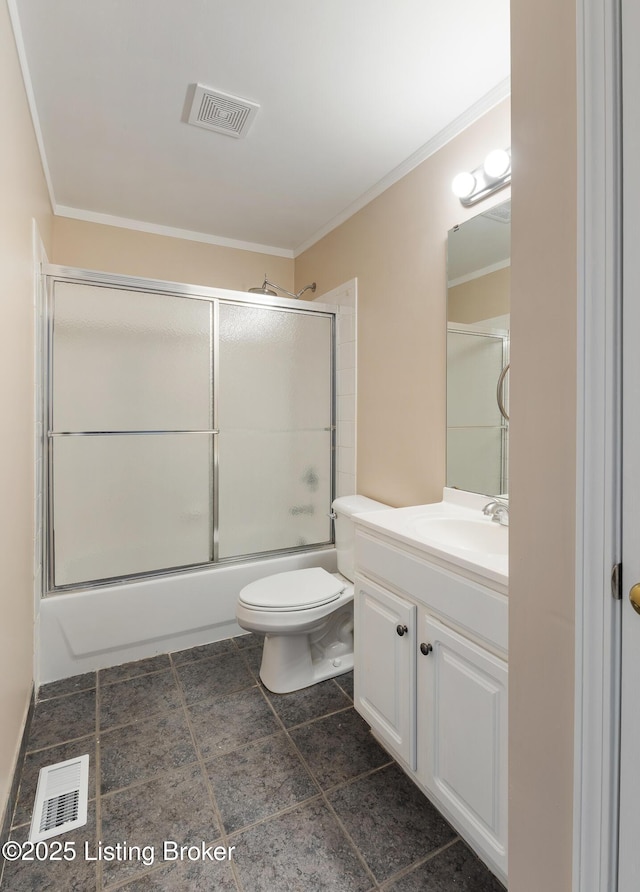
[332,495,389,582]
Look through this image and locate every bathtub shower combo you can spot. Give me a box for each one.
[38,267,342,682]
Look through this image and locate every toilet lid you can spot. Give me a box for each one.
[239,568,346,610]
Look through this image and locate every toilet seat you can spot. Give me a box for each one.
[239,567,346,611]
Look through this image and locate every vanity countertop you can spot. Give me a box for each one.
[353,488,508,590]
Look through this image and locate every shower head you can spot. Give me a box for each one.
[248,277,317,300]
[248,280,278,296]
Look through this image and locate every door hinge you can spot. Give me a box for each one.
[611,562,622,600]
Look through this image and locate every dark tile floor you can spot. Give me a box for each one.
[0,634,505,891]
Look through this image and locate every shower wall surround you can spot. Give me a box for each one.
[312,279,357,499]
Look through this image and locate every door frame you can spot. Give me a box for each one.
[573,0,622,889]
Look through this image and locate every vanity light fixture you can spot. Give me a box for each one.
[452,147,511,206]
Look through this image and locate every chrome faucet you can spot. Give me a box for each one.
[483,499,509,526]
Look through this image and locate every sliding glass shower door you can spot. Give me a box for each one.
[50,282,214,587]
[217,303,333,558]
[47,277,334,590]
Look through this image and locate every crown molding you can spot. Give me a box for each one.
[293,77,511,257]
[54,207,295,259]
[7,0,57,213]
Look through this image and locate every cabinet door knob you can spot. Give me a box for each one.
[420,642,433,656]
[396,624,408,637]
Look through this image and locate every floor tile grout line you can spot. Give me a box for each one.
[169,645,242,670]
[97,681,189,736]
[95,667,103,892]
[37,684,97,704]
[281,702,357,732]
[319,755,463,889]
[274,688,456,889]
[318,759,395,798]
[97,665,259,736]
[230,634,260,654]
[94,687,374,802]
[279,711,382,891]
[377,836,462,890]
[224,790,326,841]
[238,667,399,890]
[235,646,264,687]
[98,666,171,689]
[209,750,395,844]
[23,731,96,758]
[168,656,243,892]
[99,661,243,892]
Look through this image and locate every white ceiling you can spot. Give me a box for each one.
[11,0,510,256]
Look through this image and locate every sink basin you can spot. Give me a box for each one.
[411,517,508,556]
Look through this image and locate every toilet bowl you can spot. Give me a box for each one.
[236,495,388,693]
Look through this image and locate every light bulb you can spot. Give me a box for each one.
[483,149,511,180]
[451,171,476,199]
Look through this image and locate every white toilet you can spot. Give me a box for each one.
[236,495,388,693]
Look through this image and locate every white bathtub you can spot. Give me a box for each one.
[37,548,337,684]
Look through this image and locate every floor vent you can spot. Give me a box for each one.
[187,84,260,138]
[29,755,89,842]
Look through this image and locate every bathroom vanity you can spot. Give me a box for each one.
[353,488,508,884]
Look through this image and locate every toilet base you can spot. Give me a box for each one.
[259,605,354,694]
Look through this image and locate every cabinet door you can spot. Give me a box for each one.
[354,577,417,769]
[418,614,508,875]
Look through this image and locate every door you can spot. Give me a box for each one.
[618,0,640,883]
[354,577,416,768]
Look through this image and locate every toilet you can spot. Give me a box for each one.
[236,495,389,693]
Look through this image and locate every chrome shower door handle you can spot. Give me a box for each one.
[497,363,510,422]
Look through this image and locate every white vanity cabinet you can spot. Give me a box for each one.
[353,525,508,883]
[355,578,417,769]
[417,614,508,874]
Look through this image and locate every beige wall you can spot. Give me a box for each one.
[0,2,53,829]
[448,266,510,324]
[295,101,511,508]
[52,217,294,293]
[509,0,577,887]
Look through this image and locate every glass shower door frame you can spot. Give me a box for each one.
[42,266,336,594]
[446,325,509,496]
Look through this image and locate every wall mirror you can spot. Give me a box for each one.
[446,199,510,496]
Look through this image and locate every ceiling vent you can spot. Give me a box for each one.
[187,84,259,139]
[482,203,511,224]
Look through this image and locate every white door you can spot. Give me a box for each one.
[618,0,640,884]
[354,577,416,768]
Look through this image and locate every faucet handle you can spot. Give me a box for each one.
[483,499,509,525]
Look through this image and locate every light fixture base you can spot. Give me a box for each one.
[453,148,511,206]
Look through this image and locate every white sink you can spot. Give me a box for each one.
[411,516,508,556]
[354,489,509,588]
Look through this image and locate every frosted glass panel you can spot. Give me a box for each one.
[218,430,332,557]
[446,428,503,496]
[53,434,212,585]
[218,304,332,558]
[447,331,503,427]
[53,282,212,432]
[218,304,332,431]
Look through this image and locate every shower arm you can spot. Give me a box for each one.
[251,278,317,300]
